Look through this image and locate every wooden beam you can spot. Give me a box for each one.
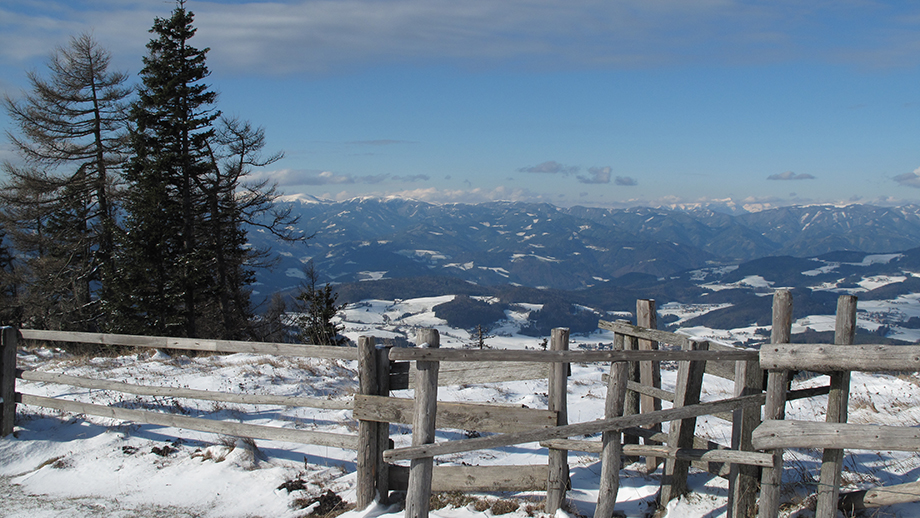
[357,336,378,510]
[759,289,793,518]
[19,329,358,360]
[388,347,757,363]
[353,395,555,433]
[598,320,691,347]
[839,480,920,510]
[595,333,628,518]
[405,328,440,518]
[389,464,548,493]
[752,420,920,452]
[0,328,17,437]
[384,393,765,462]
[539,440,773,467]
[660,339,708,505]
[816,295,857,518]
[17,393,358,449]
[17,369,352,410]
[759,343,920,372]
[394,361,549,389]
[546,327,570,514]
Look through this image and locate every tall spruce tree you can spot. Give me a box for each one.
[1,33,131,330]
[113,1,219,337]
[114,1,301,339]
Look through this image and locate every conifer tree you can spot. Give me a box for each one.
[1,33,130,330]
[114,1,302,339]
[112,0,219,337]
[295,263,347,346]
[0,225,18,326]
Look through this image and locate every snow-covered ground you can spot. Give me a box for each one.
[2,296,920,517]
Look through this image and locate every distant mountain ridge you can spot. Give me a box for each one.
[248,198,920,297]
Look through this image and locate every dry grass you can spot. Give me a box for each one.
[291,489,354,517]
[428,491,539,516]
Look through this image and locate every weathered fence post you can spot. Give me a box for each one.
[595,332,628,518]
[375,343,392,505]
[0,327,16,437]
[623,331,641,461]
[637,299,662,472]
[405,328,440,518]
[357,336,379,509]
[758,289,793,518]
[814,295,857,518]
[546,327,570,513]
[659,339,709,506]
[728,355,763,518]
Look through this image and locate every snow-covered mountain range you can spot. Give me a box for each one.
[250,198,920,296]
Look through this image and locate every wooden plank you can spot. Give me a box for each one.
[728,357,763,518]
[17,393,359,449]
[598,320,691,347]
[759,343,920,372]
[759,289,793,518]
[18,329,358,360]
[637,300,662,473]
[389,464,548,492]
[17,369,353,410]
[660,339,709,505]
[539,440,773,467]
[406,328,440,518]
[546,328,570,514]
[816,295,857,518]
[623,334,640,459]
[375,346,392,505]
[353,395,556,433]
[389,347,757,363]
[1,328,17,437]
[411,361,549,388]
[357,336,378,510]
[383,393,766,462]
[626,380,674,402]
[752,420,920,452]
[596,332,628,518]
[839,480,920,510]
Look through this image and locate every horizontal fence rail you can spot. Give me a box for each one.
[17,369,353,410]
[17,392,359,449]
[760,343,920,372]
[19,329,358,360]
[387,347,758,363]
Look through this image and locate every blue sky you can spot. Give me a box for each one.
[4,1,920,211]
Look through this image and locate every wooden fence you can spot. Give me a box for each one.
[0,328,359,448]
[753,293,920,518]
[3,291,915,518]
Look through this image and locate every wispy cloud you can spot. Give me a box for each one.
[615,176,638,186]
[893,168,920,188]
[577,166,611,184]
[767,171,815,181]
[257,169,430,186]
[391,174,430,182]
[9,1,915,77]
[346,139,415,146]
[518,160,579,175]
